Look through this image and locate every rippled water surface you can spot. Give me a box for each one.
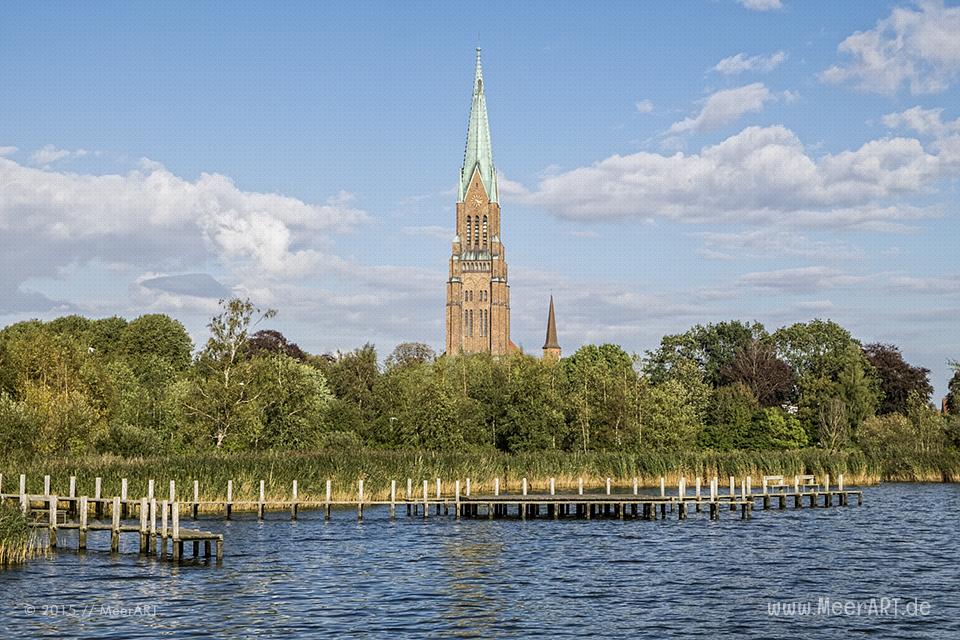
[2,483,958,639]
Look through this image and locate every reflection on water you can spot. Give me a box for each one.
[1,483,959,639]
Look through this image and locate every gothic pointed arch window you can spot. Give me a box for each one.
[482,216,488,247]
[473,217,480,246]
[466,216,472,245]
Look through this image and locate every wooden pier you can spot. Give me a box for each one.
[0,472,863,536]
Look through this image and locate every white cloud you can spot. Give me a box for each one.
[30,144,88,166]
[668,83,774,134]
[714,51,786,75]
[821,1,960,94]
[738,266,870,294]
[697,229,864,260]
[635,99,654,113]
[882,106,960,138]
[519,125,943,226]
[737,0,782,10]
[0,146,17,156]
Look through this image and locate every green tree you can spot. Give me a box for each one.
[862,343,932,415]
[747,408,808,450]
[120,314,193,373]
[699,383,757,451]
[645,321,760,386]
[250,354,334,449]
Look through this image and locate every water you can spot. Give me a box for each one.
[2,483,958,639]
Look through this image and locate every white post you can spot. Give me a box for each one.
[422,480,429,516]
[763,476,768,494]
[494,477,500,496]
[44,475,50,496]
[746,476,752,496]
[659,477,665,497]
[172,501,180,541]
[161,499,169,539]
[407,478,412,500]
[578,477,584,496]
[292,479,299,500]
[838,474,844,491]
[465,478,471,497]
[549,477,555,496]
[679,477,686,498]
[358,479,364,502]
[193,480,199,507]
[455,480,461,519]
[696,477,702,500]
[390,479,396,517]
[19,474,26,513]
[794,475,800,494]
[326,479,332,504]
[169,479,176,503]
[741,478,746,499]
[69,475,76,499]
[605,478,611,496]
[710,478,717,502]
[824,473,830,493]
[436,478,441,499]
[729,476,735,496]
[632,478,638,495]
[522,478,528,496]
[227,480,233,502]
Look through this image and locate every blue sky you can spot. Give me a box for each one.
[1,1,959,397]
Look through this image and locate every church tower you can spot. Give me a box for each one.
[445,49,511,355]
[542,296,561,361]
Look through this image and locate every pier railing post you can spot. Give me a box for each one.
[550,478,556,496]
[578,477,583,496]
[291,480,299,520]
[160,500,168,557]
[606,478,611,496]
[111,496,121,552]
[169,480,176,504]
[838,474,844,491]
[436,478,442,515]
[258,480,265,520]
[521,478,527,520]
[226,480,233,520]
[794,475,800,494]
[48,495,58,549]
[44,474,51,497]
[149,498,157,555]
[632,478,638,496]
[494,477,500,496]
[465,478,471,498]
[422,480,429,519]
[68,476,76,516]
[121,478,128,518]
[79,496,88,550]
[746,476,752,496]
[147,479,154,502]
[406,478,412,516]
[660,477,665,498]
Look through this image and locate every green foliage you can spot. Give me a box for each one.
[700,384,758,451]
[747,408,808,450]
[120,314,193,372]
[645,321,760,386]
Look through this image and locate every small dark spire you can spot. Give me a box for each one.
[543,295,559,350]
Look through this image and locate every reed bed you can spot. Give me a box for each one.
[0,503,42,565]
[2,449,957,509]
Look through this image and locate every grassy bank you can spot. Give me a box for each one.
[2,448,958,506]
[0,503,41,565]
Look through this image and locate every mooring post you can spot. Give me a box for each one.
[226,480,233,520]
[291,480,299,520]
[160,500,168,557]
[139,497,149,554]
[521,477,528,520]
[390,480,396,519]
[422,480,429,519]
[192,480,199,519]
[550,477,556,496]
[632,478,638,495]
[48,494,58,549]
[79,496,88,550]
[605,478,611,496]
[746,476,752,496]
[19,474,27,515]
[455,480,461,519]
[659,477,665,498]
[325,479,332,520]
[741,478,747,500]
[172,502,181,562]
[710,477,717,502]
[466,478,471,498]
[695,477,702,512]
[406,478,413,516]
[44,474,50,497]
[494,477,500,496]
[729,476,737,511]
[93,477,103,518]
[794,475,800,495]
[578,477,583,496]
[436,478,442,515]
[169,479,176,505]
[111,496,121,552]
[679,477,686,499]
[149,498,157,554]
[121,478,128,518]
[68,476,76,516]
[258,480,266,520]
[357,479,364,521]
[147,479,154,502]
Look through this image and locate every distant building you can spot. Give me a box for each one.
[445,49,514,355]
[542,295,561,361]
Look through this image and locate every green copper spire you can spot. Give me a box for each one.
[460,48,498,203]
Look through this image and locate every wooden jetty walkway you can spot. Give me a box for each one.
[0,472,863,542]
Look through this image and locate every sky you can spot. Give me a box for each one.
[1,1,959,397]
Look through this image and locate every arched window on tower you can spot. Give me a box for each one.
[482,216,488,247]
[465,216,472,245]
[474,217,480,247]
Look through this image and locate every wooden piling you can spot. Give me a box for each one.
[79,496,88,550]
[94,477,103,518]
[148,479,155,502]
[149,498,157,554]
[258,480,265,520]
[390,480,396,519]
[465,478,471,497]
[291,480,299,520]
[111,496,121,552]
[325,480,332,520]
[358,480,364,520]
[160,500,168,557]
[44,474,50,497]
[19,474,26,515]
[68,476,77,516]
[121,479,128,518]
[172,502,181,562]
[659,477,665,498]
[226,480,233,520]
[578,477,583,496]
[192,480,199,519]
[422,480,429,519]
[606,478,611,496]
[48,495,58,549]
[406,478,412,516]
[455,480,461,519]
[435,478,442,516]
[169,479,176,504]
[139,497,149,553]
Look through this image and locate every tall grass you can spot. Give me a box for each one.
[0,503,41,565]
[2,448,957,508]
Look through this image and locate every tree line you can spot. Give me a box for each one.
[1,298,958,459]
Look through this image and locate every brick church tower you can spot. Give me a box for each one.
[445,49,512,355]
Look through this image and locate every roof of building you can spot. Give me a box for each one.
[459,48,498,203]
